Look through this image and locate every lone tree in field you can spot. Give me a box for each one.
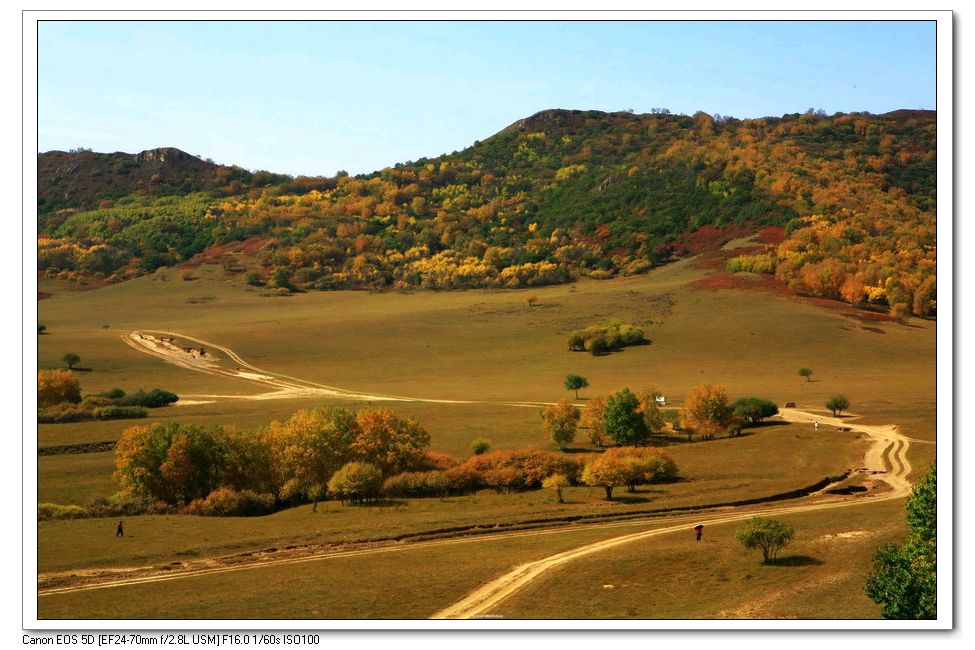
[826,394,850,416]
[603,388,649,446]
[470,438,491,455]
[798,367,813,382]
[736,517,795,563]
[541,399,580,451]
[865,462,936,619]
[564,374,589,399]
[62,352,81,370]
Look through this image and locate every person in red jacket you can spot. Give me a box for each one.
[694,524,704,542]
[116,520,124,537]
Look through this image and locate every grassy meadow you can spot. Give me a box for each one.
[35,252,937,619]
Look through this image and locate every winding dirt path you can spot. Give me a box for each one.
[430,411,918,619]
[123,330,551,408]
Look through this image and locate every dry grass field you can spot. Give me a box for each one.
[34,252,937,620]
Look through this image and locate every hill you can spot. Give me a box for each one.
[37,147,289,215]
[37,108,937,315]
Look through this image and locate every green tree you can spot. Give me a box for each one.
[736,517,796,563]
[865,462,936,619]
[732,397,779,424]
[798,367,813,382]
[564,374,589,399]
[470,438,491,455]
[603,388,649,446]
[62,352,81,369]
[826,394,850,416]
[327,462,383,505]
[541,399,580,451]
[38,324,47,335]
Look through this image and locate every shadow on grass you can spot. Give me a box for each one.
[608,495,652,504]
[765,555,823,567]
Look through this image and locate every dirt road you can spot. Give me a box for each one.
[124,330,552,408]
[430,411,917,619]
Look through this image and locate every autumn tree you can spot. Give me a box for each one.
[541,399,580,451]
[37,369,81,407]
[62,352,81,370]
[114,422,228,505]
[798,367,813,382]
[602,447,679,493]
[736,517,795,563]
[581,454,629,500]
[826,394,850,416]
[604,388,649,446]
[263,407,357,510]
[542,473,570,503]
[351,409,431,476]
[564,374,589,399]
[636,387,667,435]
[581,396,609,447]
[680,384,733,440]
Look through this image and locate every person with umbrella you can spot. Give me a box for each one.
[694,524,704,542]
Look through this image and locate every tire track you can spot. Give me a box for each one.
[431,410,918,619]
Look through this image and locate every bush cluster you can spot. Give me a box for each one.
[182,488,276,516]
[567,320,644,355]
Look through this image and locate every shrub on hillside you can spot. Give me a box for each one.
[182,488,276,516]
[727,253,777,274]
[81,396,114,410]
[96,388,126,399]
[38,503,87,521]
[117,388,179,408]
[457,448,582,492]
[382,471,451,498]
[38,403,93,423]
[95,405,149,420]
[567,320,644,354]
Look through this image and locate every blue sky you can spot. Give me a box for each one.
[38,20,936,176]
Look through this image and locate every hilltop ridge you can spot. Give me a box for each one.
[37,108,936,316]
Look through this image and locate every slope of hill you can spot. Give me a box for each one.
[36,108,937,315]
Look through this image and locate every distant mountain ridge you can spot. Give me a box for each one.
[37,147,289,214]
[37,108,937,316]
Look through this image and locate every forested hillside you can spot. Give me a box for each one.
[37,108,936,315]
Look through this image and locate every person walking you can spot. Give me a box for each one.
[694,524,704,542]
[116,520,124,537]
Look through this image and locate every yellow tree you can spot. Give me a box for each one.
[541,400,580,451]
[37,369,81,407]
[680,384,733,440]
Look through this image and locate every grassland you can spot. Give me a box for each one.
[490,499,906,619]
[35,251,937,619]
